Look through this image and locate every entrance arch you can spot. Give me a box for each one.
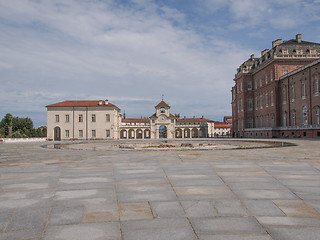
[199,127,207,138]
[144,129,151,139]
[184,128,191,138]
[120,129,127,139]
[128,129,135,139]
[175,128,182,138]
[136,129,143,139]
[54,127,61,141]
[191,128,198,138]
[159,125,167,138]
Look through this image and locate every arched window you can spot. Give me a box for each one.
[315,108,319,125]
[291,85,295,101]
[301,83,306,98]
[302,106,308,125]
[283,112,287,127]
[314,75,319,95]
[292,110,296,126]
[282,88,287,104]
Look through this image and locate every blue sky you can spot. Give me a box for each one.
[1,0,320,127]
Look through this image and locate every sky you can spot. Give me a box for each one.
[1,0,320,127]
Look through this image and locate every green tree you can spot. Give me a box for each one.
[12,117,33,132]
[0,127,5,138]
[0,113,13,136]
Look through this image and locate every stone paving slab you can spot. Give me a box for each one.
[1,139,320,240]
[190,217,266,235]
[265,226,320,240]
[243,200,285,216]
[44,222,121,240]
[198,235,273,240]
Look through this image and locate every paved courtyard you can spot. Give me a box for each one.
[0,139,320,240]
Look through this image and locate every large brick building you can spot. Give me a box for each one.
[232,34,320,138]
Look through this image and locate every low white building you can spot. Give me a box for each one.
[46,100,120,141]
[46,99,230,140]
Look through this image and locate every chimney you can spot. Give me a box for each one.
[296,34,301,43]
[250,54,254,60]
[272,39,282,48]
[105,99,109,105]
[261,49,269,56]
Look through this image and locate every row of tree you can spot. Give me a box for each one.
[0,113,47,138]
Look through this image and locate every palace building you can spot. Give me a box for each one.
[46,99,230,141]
[232,34,320,138]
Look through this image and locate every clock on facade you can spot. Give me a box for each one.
[161,116,166,121]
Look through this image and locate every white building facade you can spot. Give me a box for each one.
[46,99,230,140]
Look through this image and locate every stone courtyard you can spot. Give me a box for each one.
[0,139,320,240]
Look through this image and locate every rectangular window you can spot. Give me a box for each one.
[292,111,296,126]
[265,93,268,107]
[92,130,96,137]
[255,97,258,110]
[315,78,319,95]
[311,49,316,55]
[291,86,295,101]
[65,114,69,122]
[106,114,110,122]
[271,91,274,106]
[316,109,319,125]
[92,114,96,122]
[79,130,83,137]
[283,50,288,55]
[302,83,306,98]
[248,118,253,128]
[248,99,253,110]
[248,81,252,90]
[260,95,263,109]
[270,71,273,81]
[260,78,262,87]
[79,114,83,122]
[106,129,110,137]
[65,130,69,138]
[55,115,59,122]
[265,75,268,84]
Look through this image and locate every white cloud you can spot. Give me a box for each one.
[2,0,302,126]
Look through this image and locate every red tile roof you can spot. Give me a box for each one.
[46,100,119,110]
[122,118,150,123]
[177,118,214,123]
[155,101,170,108]
[214,122,231,128]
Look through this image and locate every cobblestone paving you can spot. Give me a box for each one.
[0,139,320,240]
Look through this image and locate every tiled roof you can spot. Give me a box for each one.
[121,118,150,123]
[46,100,119,110]
[177,118,214,123]
[214,122,231,128]
[155,101,170,108]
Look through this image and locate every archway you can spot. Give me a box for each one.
[144,129,151,139]
[120,129,127,139]
[184,128,190,138]
[128,129,135,139]
[159,125,167,138]
[54,127,61,141]
[175,128,182,138]
[199,127,207,138]
[136,129,143,139]
[191,128,198,138]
